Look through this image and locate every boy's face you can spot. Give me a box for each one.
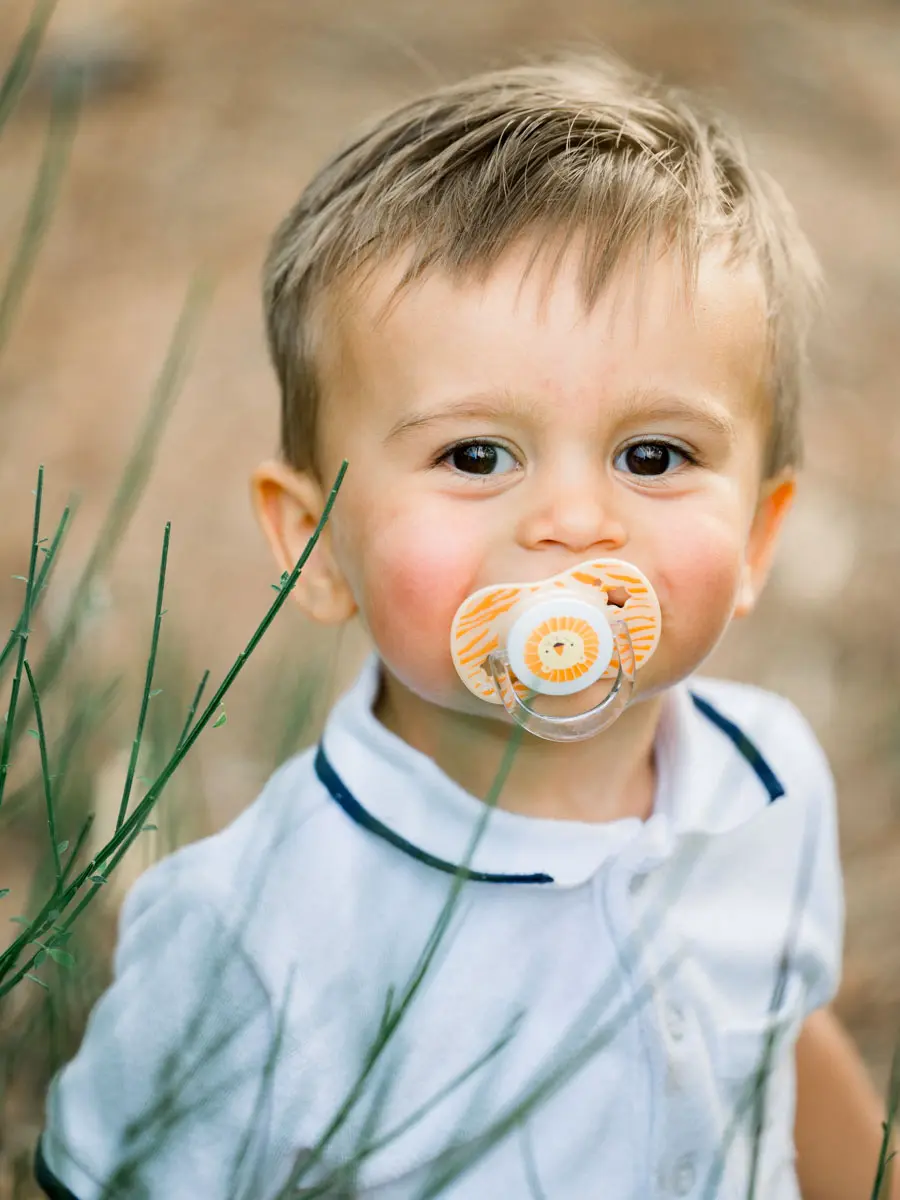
[256,239,794,721]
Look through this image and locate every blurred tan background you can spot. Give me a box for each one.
[0,0,898,1127]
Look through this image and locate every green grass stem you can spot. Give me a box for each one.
[59,811,95,890]
[0,466,44,811]
[22,658,62,892]
[0,461,347,998]
[175,669,210,754]
[281,719,525,1194]
[0,502,70,680]
[872,1040,899,1199]
[116,523,170,830]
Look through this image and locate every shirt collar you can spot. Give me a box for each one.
[318,654,783,888]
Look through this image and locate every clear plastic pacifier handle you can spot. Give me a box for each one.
[485,616,636,742]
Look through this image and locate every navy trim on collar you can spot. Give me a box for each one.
[689,692,785,803]
[314,745,554,885]
[316,694,785,883]
[34,1137,80,1200]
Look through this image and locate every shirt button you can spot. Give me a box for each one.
[665,1003,686,1042]
[672,1153,696,1196]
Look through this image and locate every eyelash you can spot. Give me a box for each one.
[433,438,700,479]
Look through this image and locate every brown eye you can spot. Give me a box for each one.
[445,442,517,476]
[618,442,687,477]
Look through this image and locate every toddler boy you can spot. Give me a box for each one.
[38,52,893,1199]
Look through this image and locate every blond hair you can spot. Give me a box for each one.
[264,54,820,478]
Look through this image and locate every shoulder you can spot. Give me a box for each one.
[126,746,318,879]
[113,743,427,1002]
[684,678,844,1012]
[687,675,833,801]
[114,747,335,971]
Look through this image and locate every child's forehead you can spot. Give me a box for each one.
[331,233,762,331]
[320,236,770,397]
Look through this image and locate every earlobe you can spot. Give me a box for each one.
[251,459,357,625]
[734,473,796,619]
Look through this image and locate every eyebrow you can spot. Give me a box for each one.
[385,395,543,442]
[616,393,738,443]
[384,389,737,443]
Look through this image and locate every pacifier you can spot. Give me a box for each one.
[450,559,661,742]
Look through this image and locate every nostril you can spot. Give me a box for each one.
[604,586,630,608]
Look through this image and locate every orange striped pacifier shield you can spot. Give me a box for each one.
[451,558,661,704]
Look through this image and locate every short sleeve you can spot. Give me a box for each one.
[39,863,279,1200]
[785,702,845,1017]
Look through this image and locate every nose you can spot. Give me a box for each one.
[514,464,627,556]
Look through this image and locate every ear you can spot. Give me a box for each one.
[733,472,796,619]
[251,459,357,625]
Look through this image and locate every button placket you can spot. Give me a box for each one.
[671,1152,696,1195]
[612,852,702,1200]
[665,1001,686,1043]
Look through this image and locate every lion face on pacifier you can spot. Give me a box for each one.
[450,559,662,742]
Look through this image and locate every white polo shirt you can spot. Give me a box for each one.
[40,656,843,1200]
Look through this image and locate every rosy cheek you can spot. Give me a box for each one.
[357,504,483,668]
[651,518,744,652]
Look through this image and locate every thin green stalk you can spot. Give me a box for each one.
[416,954,683,1200]
[47,675,120,804]
[703,804,820,1200]
[229,967,298,1200]
[284,720,524,1193]
[872,1039,899,1200]
[0,0,59,132]
[34,277,211,699]
[0,64,81,355]
[116,523,170,830]
[22,658,62,891]
[176,669,210,753]
[0,673,117,826]
[0,466,44,811]
[60,811,94,889]
[0,461,347,995]
[298,1021,521,1199]
[520,1123,549,1200]
[304,754,730,1197]
[0,502,70,679]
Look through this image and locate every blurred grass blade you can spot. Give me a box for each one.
[284,719,524,1193]
[0,501,70,680]
[22,659,63,891]
[0,673,117,826]
[0,466,44,812]
[116,523,170,829]
[298,1020,521,1199]
[703,803,820,1200]
[415,955,683,1200]
[35,276,211,697]
[0,63,81,355]
[0,0,58,133]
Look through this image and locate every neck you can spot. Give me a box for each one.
[374,667,663,824]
